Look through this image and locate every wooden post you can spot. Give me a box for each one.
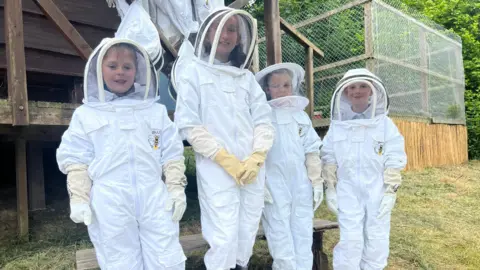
[15,138,29,240]
[419,28,429,114]
[312,231,329,270]
[5,0,29,126]
[33,0,93,60]
[305,47,314,119]
[264,0,282,65]
[27,142,46,211]
[364,1,374,71]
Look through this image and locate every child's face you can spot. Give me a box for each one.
[207,16,239,61]
[345,82,372,107]
[102,47,136,94]
[267,73,293,99]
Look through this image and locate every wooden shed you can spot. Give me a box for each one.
[0,0,121,240]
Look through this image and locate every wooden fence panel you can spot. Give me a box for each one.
[393,119,468,171]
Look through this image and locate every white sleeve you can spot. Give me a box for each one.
[303,116,322,154]
[173,66,222,159]
[158,105,185,165]
[320,129,336,165]
[56,109,94,175]
[249,73,274,152]
[173,67,203,139]
[384,117,407,169]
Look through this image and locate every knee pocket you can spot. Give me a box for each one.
[157,248,186,269]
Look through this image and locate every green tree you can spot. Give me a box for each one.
[400,0,480,158]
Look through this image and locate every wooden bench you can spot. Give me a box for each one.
[76,219,338,270]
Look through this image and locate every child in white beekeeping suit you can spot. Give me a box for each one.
[255,63,324,270]
[171,7,275,270]
[321,68,407,270]
[56,38,187,269]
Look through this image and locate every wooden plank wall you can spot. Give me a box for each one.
[0,0,119,76]
[393,119,469,171]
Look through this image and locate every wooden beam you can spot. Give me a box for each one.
[76,219,338,270]
[279,18,324,58]
[374,0,461,47]
[264,0,282,65]
[0,99,78,126]
[0,124,68,141]
[314,54,369,73]
[15,138,29,240]
[375,55,464,85]
[0,46,85,77]
[4,0,29,126]
[32,0,93,60]
[295,0,371,29]
[305,47,314,118]
[258,0,371,43]
[315,72,344,82]
[27,141,46,211]
[0,0,120,30]
[364,1,374,71]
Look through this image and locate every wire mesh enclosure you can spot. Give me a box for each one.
[257,0,466,125]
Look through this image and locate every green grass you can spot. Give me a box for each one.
[1,161,479,269]
[318,160,480,270]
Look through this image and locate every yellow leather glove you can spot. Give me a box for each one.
[239,151,267,185]
[214,148,245,186]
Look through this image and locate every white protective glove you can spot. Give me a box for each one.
[70,203,92,225]
[325,188,338,216]
[305,153,324,211]
[66,164,93,225]
[313,186,324,212]
[322,164,338,215]
[264,186,273,204]
[163,158,188,222]
[377,168,402,219]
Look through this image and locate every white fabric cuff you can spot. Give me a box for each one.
[66,164,91,205]
[253,123,275,152]
[185,126,221,159]
[305,152,323,186]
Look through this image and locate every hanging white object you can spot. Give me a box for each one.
[114,0,163,70]
[193,0,225,24]
[149,0,198,47]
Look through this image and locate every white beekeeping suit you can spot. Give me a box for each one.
[107,0,198,47]
[56,38,187,269]
[321,68,407,270]
[172,7,274,270]
[255,63,322,270]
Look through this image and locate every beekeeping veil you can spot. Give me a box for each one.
[194,7,256,68]
[255,62,309,110]
[168,7,257,101]
[331,68,389,121]
[83,38,158,106]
